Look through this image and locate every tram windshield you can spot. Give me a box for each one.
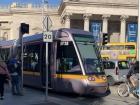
[73,34,104,75]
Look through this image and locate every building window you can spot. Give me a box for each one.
[90,21,102,42]
[127,23,138,42]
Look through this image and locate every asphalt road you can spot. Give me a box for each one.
[0,85,138,105]
[49,88,139,105]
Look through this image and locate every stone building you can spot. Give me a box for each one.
[0,0,138,42]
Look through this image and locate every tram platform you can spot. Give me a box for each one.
[0,85,78,105]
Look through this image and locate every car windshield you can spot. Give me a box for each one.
[118,61,129,69]
[73,34,104,75]
[103,61,115,69]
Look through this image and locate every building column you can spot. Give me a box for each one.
[64,13,72,28]
[83,14,92,31]
[102,15,110,33]
[120,15,128,42]
[9,21,13,40]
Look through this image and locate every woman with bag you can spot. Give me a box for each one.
[0,61,10,100]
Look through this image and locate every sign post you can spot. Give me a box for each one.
[42,0,52,101]
[43,31,53,101]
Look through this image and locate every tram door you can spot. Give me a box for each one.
[52,41,81,92]
[23,43,42,88]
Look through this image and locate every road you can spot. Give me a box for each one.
[49,86,139,105]
[0,85,138,105]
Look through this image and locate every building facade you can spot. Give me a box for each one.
[0,0,138,42]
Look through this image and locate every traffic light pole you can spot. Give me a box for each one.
[18,29,24,95]
[21,32,24,95]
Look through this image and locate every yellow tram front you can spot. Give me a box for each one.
[52,29,110,96]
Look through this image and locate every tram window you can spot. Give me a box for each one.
[109,45,124,50]
[0,48,10,61]
[23,44,40,72]
[102,46,110,50]
[118,61,129,69]
[125,45,135,50]
[103,61,115,69]
[56,42,82,74]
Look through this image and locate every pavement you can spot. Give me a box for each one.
[0,86,79,105]
[0,85,137,105]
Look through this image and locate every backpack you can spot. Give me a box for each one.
[7,62,18,74]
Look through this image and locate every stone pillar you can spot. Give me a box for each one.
[83,14,92,31]
[28,4,32,8]
[102,15,110,33]
[64,13,72,28]
[120,15,128,42]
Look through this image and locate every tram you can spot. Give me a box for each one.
[0,28,110,96]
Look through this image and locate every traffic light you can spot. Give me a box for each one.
[20,23,29,34]
[102,33,109,45]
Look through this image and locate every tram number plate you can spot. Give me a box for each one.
[43,31,53,42]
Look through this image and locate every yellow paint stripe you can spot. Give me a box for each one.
[23,71,34,75]
[23,71,107,82]
[34,72,40,76]
[55,74,107,83]
[23,70,40,76]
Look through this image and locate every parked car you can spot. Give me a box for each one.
[103,60,130,85]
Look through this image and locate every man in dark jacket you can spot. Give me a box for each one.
[7,57,22,95]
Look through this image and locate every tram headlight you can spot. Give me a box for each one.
[88,76,95,81]
[102,76,107,80]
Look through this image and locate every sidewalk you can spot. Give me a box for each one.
[0,86,79,105]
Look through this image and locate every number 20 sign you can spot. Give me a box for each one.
[43,31,53,42]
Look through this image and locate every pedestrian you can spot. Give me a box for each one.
[127,61,139,88]
[7,57,22,95]
[0,61,10,100]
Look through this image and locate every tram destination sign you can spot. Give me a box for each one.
[43,31,53,42]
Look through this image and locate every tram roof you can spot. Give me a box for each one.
[57,28,93,36]
[23,33,43,43]
[0,40,16,47]
[22,28,93,43]
[0,28,93,47]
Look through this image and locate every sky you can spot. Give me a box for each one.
[0,0,60,5]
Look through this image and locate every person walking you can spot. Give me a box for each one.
[7,57,22,95]
[0,61,10,100]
